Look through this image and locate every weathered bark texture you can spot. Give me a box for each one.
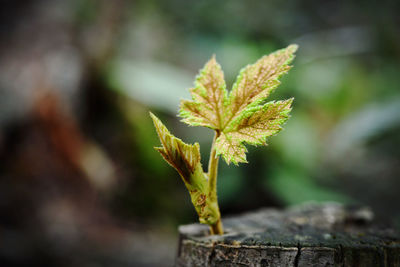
[176,202,400,266]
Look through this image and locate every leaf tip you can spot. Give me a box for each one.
[149,111,157,122]
[287,44,299,53]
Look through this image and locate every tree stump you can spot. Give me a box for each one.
[176,202,400,266]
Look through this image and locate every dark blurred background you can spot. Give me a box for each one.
[0,0,399,266]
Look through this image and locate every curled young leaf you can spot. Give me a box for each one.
[150,112,221,224]
[150,112,202,181]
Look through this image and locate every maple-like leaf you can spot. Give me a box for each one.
[179,55,228,130]
[179,45,297,165]
[215,45,297,164]
[150,112,202,181]
[225,44,298,123]
[215,99,293,164]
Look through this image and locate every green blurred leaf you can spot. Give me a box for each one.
[265,167,352,205]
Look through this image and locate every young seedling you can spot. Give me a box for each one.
[150,44,297,235]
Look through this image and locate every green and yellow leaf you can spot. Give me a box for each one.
[179,45,297,165]
[211,44,297,164]
[150,112,202,182]
[150,112,221,225]
[216,99,293,164]
[179,55,228,130]
[225,44,297,126]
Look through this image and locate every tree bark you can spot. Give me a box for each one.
[176,202,400,266]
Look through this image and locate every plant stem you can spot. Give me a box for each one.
[210,217,223,235]
[208,131,224,235]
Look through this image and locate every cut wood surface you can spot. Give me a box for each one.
[176,202,400,266]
